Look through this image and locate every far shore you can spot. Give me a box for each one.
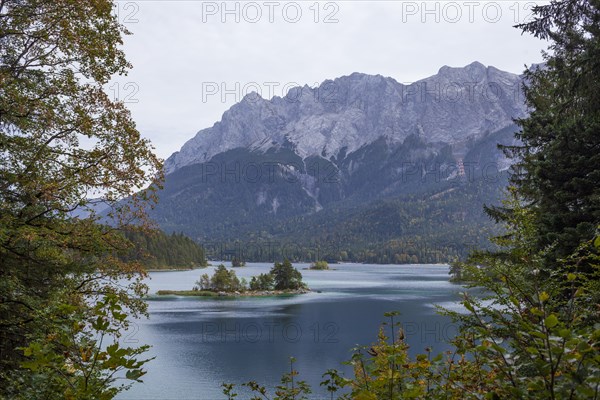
[155,288,312,298]
[144,266,208,272]
[144,262,451,273]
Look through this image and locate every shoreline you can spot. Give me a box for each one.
[155,288,313,298]
[145,266,208,272]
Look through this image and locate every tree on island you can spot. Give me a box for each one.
[195,265,244,292]
[193,262,306,293]
[196,273,211,291]
[270,260,305,290]
[310,260,329,270]
[249,273,275,291]
[231,256,246,267]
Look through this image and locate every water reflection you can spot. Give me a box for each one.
[117,263,462,400]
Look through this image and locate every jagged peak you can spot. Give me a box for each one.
[164,63,527,175]
[242,91,263,102]
[438,61,487,74]
[334,72,397,85]
[466,60,486,69]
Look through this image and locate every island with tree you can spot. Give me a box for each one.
[157,260,310,297]
[308,260,330,270]
[231,256,246,267]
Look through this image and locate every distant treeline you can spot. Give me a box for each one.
[119,229,207,270]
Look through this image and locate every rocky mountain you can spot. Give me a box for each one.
[151,62,527,262]
[165,61,525,173]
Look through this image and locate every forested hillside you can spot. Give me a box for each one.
[119,229,207,270]
[152,124,516,263]
[200,173,506,263]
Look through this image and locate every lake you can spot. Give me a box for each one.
[116,263,464,399]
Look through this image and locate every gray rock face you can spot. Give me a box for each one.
[164,62,526,174]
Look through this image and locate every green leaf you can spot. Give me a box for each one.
[558,329,571,338]
[531,331,546,339]
[125,369,145,381]
[544,314,559,329]
[464,301,475,313]
[526,346,539,354]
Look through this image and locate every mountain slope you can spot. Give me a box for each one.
[151,62,526,262]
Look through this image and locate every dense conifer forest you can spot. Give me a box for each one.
[119,230,207,270]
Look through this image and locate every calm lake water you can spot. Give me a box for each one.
[116,263,464,400]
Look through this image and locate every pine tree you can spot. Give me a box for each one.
[500,0,600,263]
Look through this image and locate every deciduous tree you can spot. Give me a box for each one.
[0,0,161,397]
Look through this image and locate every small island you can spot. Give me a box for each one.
[157,260,310,297]
[308,260,329,270]
[231,256,246,267]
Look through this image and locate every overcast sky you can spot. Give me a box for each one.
[112,0,550,160]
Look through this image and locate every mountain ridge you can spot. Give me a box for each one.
[164,61,526,174]
[151,62,527,262]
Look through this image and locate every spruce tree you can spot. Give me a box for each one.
[500,0,600,262]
